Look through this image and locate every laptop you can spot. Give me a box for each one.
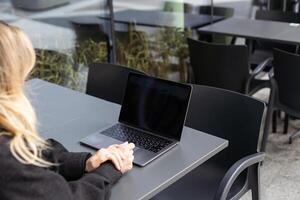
[80,73,192,166]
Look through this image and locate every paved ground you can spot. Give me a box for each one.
[241,88,300,200]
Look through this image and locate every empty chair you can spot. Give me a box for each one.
[250,10,300,68]
[269,0,299,11]
[163,1,194,13]
[198,6,235,44]
[256,9,300,22]
[187,38,270,94]
[199,5,234,17]
[86,63,146,104]
[153,84,266,200]
[262,49,300,151]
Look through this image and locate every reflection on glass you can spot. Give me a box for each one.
[213,0,253,19]
[0,0,216,92]
[0,0,109,92]
[113,0,211,82]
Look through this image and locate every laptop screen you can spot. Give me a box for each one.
[119,73,192,141]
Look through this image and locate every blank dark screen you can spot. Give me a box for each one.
[119,74,191,141]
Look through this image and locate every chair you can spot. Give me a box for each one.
[269,0,299,11]
[252,10,300,134]
[250,10,300,68]
[199,6,234,18]
[198,6,235,44]
[262,49,300,151]
[152,84,266,200]
[187,38,271,95]
[163,1,194,13]
[86,63,146,104]
[256,9,300,22]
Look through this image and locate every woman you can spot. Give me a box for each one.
[0,21,135,200]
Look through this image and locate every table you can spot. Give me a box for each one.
[99,9,225,29]
[38,10,224,31]
[198,17,300,45]
[26,79,228,200]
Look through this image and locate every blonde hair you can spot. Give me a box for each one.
[0,21,52,167]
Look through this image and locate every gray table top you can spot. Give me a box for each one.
[198,17,300,45]
[25,79,228,200]
[99,9,224,29]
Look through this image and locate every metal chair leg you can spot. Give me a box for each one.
[289,131,300,144]
[262,79,276,152]
[248,164,260,200]
[272,110,277,133]
[284,113,289,134]
[261,106,274,152]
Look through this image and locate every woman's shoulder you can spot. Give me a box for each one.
[0,135,25,170]
[0,135,12,155]
[0,135,47,180]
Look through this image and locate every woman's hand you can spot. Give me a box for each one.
[85,142,135,173]
[115,142,135,173]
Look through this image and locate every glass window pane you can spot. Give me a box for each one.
[1,0,109,92]
[113,0,211,82]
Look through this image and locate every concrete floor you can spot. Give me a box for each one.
[242,89,300,200]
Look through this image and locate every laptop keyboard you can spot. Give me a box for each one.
[100,124,173,153]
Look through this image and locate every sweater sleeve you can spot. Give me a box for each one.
[44,139,91,181]
[0,155,122,200]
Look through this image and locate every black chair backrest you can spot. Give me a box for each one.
[186,85,265,167]
[255,10,300,52]
[256,10,300,23]
[199,6,234,17]
[273,49,300,112]
[187,38,249,93]
[269,0,296,11]
[86,63,146,104]
[269,0,282,10]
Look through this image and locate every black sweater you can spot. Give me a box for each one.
[0,136,122,200]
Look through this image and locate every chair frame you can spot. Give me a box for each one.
[187,38,271,96]
[262,49,300,151]
[215,152,265,200]
[154,85,266,200]
[86,62,146,104]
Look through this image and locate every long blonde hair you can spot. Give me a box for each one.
[0,21,51,167]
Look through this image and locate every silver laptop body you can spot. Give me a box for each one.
[81,73,192,167]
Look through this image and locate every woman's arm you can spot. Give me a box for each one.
[0,138,134,200]
[0,157,122,200]
[44,139,134,180]
[43,139,91,181]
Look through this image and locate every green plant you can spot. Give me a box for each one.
[73,39,108,67]
[32,26,191,91]
[31,49,79,89]
[31,39,108,92]
[115,23,192,82]
[116,29,159,76]
[154,27,192,81]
